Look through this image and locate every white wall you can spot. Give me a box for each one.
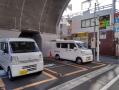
[115,32,119,38]
[41,33,58,57]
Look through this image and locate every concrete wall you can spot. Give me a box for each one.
[0,0,70,34]
[41,33,58,57]
[0,29,20,38]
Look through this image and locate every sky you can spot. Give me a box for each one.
[63,0,117,16]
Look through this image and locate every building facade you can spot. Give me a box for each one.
[71,4,119,56]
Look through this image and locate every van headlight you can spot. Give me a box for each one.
[39,54,43,59]
[11,56,19,65]
[81,51,87,55]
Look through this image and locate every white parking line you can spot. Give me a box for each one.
[100,74,119,90]
[48,65,115,90]
[48,65,66,68]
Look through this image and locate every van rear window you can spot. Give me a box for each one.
[10,41,39,53]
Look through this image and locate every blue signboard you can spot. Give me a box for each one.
[115,17,119,23]
[114,12,119,32]
[114,27,119,32]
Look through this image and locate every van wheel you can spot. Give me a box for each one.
[37,71,43,74]
[7,68,13,80]
[76,58,82,64]
[55,54,60,60]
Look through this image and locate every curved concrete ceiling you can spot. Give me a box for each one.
[0,0,70,33]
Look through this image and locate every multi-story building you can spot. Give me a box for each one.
[71,4,119,56]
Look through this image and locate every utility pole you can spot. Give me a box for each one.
[81,0,100,61]
[113,0,116,24]
[93,3,96,61]
[112,0,116,31]
[97,15,100,62]
[94,3,100,62]
[19,0,26,31]
[112,0,119,58]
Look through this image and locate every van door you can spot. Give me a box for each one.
[66,43,77,61]
[60,43,68,59]
[0,42,10,70]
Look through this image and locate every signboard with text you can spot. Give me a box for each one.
[99,15,110,30]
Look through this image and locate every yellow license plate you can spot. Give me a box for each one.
[19,69,28,75]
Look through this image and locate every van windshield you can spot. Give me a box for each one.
[10,41,39,53]
[76,42,88,49]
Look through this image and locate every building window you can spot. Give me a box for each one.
[90,18,94,26]
[86,19,90,27]
[81,20,86,28]
[81,17,99,28]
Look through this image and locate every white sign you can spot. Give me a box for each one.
[115,32,119,38]
[91,38,96,48]
[100,32,106,39]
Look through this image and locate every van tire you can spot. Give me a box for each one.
[55,54,60,60]
[37,71,42,74]
[76,57,83,64]
[7,68,13,80]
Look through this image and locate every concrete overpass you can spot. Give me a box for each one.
[0,0,70,52]
[0,0,70,33]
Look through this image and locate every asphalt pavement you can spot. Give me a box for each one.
[0,57,116,90]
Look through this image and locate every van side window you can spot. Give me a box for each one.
[0,42,8,53]
[61,43,68,48]
[69,43,76,49]
[0,42,1,50]
[0,42,4,51]
[4,43,8,53]
[56,43,60,48]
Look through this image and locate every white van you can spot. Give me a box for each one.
[0,38,44,80]
[52,40,93,63]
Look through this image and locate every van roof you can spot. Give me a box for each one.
[0,38,35,42]
[55,39,84,43]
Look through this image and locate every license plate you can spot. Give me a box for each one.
[19,69,28,75]
[87,57,90,60]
